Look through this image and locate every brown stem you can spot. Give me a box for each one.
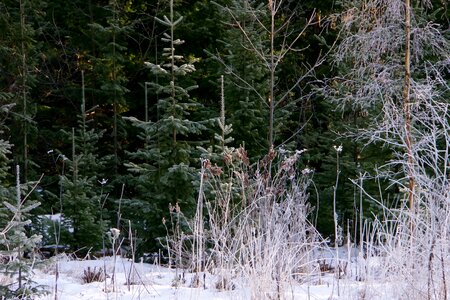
[403,0,413,212]
[268,0,275,148]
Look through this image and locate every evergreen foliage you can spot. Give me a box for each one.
[57,71,108,252]
[0,0,446,258]
[0,127,15,229]
[0,161,46,297]
[88,0,131,174]
[124,0,206,252]
[207,0,269,159]
[211,0,322,155]
[0,0,44,182]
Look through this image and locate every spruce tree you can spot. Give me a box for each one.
[206,1,268,159]
[0,0,44,182]
[124,0,206,252]
[58,70,108,253]
[0,109,45,297]
[0,166,44,298]
[0,52,44,294]
[88,0,131,174]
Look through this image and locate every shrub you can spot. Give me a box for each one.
[82,267,105,284]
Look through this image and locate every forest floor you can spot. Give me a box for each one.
[30,248,399,300]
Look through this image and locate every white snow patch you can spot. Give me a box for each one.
[29,250,402,300]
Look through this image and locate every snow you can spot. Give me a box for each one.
[29,249,398,300]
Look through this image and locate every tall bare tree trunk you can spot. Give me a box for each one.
[112,2,119,174]
[269,0,275,147]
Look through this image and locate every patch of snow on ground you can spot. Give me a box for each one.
[31,250,397,300]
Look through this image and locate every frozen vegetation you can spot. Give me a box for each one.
[17,248,400,299]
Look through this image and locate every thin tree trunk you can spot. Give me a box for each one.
[72,127,77,181]
[170,0,177,144]
[81,70,87,153]
[269,0,275,147]
[15,165,22,289]
[113,4,119,174]
[403,0,414,212]
[20,0,28,182]
[113,101,118,173]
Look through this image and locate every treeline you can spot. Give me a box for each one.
[0,0,448,255]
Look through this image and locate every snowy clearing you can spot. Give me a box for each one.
[27,249,402,300]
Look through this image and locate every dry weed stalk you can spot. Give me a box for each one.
[82,267,105,284]
[201,147,323,299]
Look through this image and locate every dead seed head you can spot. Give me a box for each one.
[268,146,277,161]
[236,146,249,165]
[202,159,211,169]
[210,165,223,176]
[223,151,233,166]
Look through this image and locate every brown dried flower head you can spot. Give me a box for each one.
[268,146,277,161]
[236,146,249,166]
[223,150,233,166]
[202,159,211,170]
[210,165,223,176]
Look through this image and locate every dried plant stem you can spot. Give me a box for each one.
[333,149,341,296]
[201,148,321,298]
[403,0,414,215]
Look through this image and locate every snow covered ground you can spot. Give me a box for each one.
[28,249,399,300]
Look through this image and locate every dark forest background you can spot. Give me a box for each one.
[0,0,448,255]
